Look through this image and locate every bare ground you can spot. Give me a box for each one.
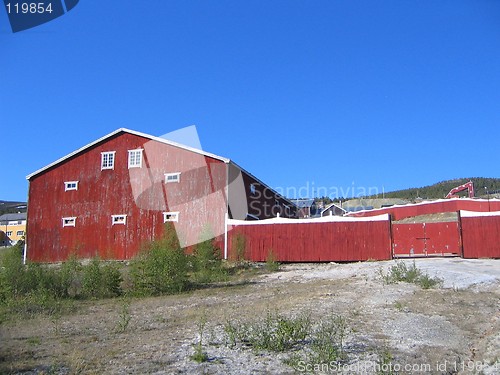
[1,258,499,374]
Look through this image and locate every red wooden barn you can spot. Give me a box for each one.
[26,128,297,262]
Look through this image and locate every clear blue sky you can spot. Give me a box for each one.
[1,1,500,202]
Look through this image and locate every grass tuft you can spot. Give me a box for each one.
[379,260,443,289]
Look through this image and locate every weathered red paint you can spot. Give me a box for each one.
[27,130,298,262]
[461,213,500,259]
[227,220,392,262]
[347,199,500,221]
[392,222,461,257]
[27,132,227,261]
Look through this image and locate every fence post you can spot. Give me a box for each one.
[457,210,464,258]
[388,213,394,260]
[224,212,228,260]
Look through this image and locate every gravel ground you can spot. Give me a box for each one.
[1,258,499,374]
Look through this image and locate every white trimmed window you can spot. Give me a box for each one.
[64,181,79,191]
[16,230,24,236]
[163,211,179,222]
[62,217,76,227]
[165,172,181,183]
[101,151,116,170]
[128,149,143,168]
[112,215,127,225]
[6,231,12,237]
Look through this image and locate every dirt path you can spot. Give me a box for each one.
[1,258,499,374]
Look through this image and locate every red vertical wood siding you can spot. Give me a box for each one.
[227,220,392,262]
[392,222,460,257]
[461,213,500,259]
[392,224,426,257]
[348,199,500,221]
[27,132,228,262]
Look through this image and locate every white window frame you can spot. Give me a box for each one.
[128,149,143,169]
[64,181,79,191]
[163,211,179,222]
[6,231,12,237]
[101,151,116,170]
[164,172,181,183]
[16,230,24,236]
[112,214,127,225]
[62,217,77,227]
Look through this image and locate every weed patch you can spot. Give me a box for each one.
[379,260,443,289]
[115,299,131,333]
[224,310,311,352]
[265,249,280,272]
[190,313,209,363]
[223,310,351,370]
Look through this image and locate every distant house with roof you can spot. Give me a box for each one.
[289,198,319,218]
[0,213,26,246]
[320,203,347,217]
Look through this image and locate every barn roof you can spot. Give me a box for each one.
[26,128,230,180]
[25,128,297,208]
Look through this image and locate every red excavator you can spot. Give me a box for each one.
[445,180,475,199]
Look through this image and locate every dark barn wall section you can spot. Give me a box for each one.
[226,163,297,220]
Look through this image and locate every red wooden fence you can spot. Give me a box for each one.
[226,216,392,262]
[347,199,500,221]
[460,211,500,259]
[392,222,461,257]
[226,211,500,262]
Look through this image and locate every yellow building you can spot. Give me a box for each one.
[0,213,26,246]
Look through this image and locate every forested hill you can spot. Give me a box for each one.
[0,201,27,216]
[376,178,500,200]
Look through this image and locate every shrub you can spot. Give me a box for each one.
[82,257,122,299]
[129,224,189,296]
[380,260,443,289]
[59,255,82,298]
[0,246,26,300]
[0,249,76,317]
[26,262,69,299]
[265,249,280,272]
[192,234,227,283]
[418,273,443,289]
[309,314,349,364]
